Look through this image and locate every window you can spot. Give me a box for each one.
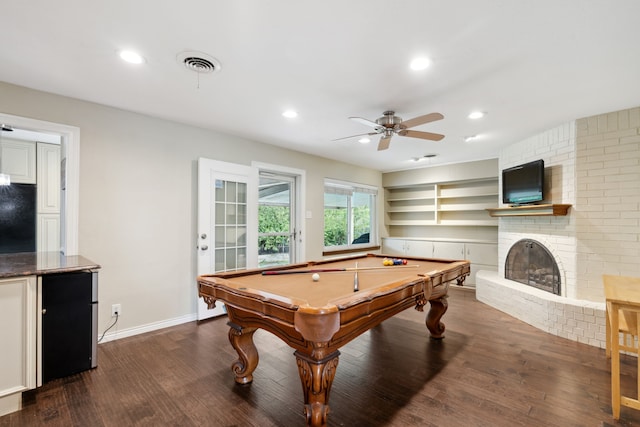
[323,179,377,250]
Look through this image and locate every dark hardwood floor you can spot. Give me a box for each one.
[2,287,639,427]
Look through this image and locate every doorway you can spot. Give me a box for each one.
[258,171,296,267]
[254,162,305,267]
[0,113,79,255]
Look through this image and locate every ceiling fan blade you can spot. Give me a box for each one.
[377,135,392,151]
[398,129,445,141]
[331,132,377,141]
[350,116,384,131]
[400,112,444,129]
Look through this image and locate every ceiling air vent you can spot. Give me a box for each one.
[176,51,221,74]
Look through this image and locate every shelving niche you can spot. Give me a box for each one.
[385,178,499,227]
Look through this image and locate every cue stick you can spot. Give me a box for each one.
[261,265,420,275]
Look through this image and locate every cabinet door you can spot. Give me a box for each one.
[36,143,61,213]
[0,276,36,399]
[465,243,498,266]
[404,240,434,258]
[38,214,61,253]
[0,140,36,184]
[381,238,407,256]
[432,241,465,259]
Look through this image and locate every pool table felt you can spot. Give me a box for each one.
[198,256,467,309]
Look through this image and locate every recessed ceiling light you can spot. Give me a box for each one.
[282,110,298,118]
[468,111,486,119]
[358,137,370,144]
[410,57,432,71]
[119,50,145,64]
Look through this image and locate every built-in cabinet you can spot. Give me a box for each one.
[382,237,498,287]
[385,178,499,227]
[36,143,61,252]
[0,276,37,416]
[0,139,36,184]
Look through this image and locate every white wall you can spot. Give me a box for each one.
[0,81,382,337]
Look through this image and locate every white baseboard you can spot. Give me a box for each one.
[98,312,199,344]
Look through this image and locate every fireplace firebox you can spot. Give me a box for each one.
[505,239,561,295]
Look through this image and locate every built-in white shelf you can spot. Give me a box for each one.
[385,178,499,227]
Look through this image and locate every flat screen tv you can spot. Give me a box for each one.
[502,159,544,205]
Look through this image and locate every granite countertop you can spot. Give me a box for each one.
[0,252,101,279]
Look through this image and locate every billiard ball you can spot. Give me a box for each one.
[312,273,320,281]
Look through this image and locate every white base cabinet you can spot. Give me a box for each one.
[382,238,498,287]
[0,276,37,416]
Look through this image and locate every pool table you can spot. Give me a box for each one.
[197,253,470,426]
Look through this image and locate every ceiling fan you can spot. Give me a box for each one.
[334,110,445,151]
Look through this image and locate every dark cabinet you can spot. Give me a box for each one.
[41,271,98,383]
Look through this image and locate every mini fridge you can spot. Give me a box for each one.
[39,271,98,384]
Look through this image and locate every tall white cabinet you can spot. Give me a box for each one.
[37,143,61,252]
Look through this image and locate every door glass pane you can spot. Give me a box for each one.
[215,226,225,246]
[237,204,246,223]
[215,249,225,271]
[237,182,247,203]
[225,248,237,270]
[237,247,246,269]
[226,182,237,203]
[215,180,225,202]
[215,203,225,224]
[226,204,236,223]
[237,226,247,246]
[258,173,294,268]
[226,226,236,245]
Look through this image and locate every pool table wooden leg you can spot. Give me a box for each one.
[426,295,448,339]
[295,350,340,427]
[228,323,259,384]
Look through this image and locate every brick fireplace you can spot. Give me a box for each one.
[505,239,561,295]
[476,106,640,349]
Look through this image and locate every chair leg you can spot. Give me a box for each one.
[611,306,621,419]
[637,316,640,412]
[606,302,611,358]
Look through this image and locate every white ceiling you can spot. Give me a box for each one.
[2,1,639,172]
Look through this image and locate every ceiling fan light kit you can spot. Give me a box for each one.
[336,110,445,151]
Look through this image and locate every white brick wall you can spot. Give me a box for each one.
[476,271,607,348]
[498,121,578,298]
[576,107,640,300]
[477,106,640,348]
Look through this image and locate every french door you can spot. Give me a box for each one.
[258,171,297,267]
[197,158,257,320]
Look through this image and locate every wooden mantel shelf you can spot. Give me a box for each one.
[486,204,572,217]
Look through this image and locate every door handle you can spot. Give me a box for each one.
[201,245,208,251]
